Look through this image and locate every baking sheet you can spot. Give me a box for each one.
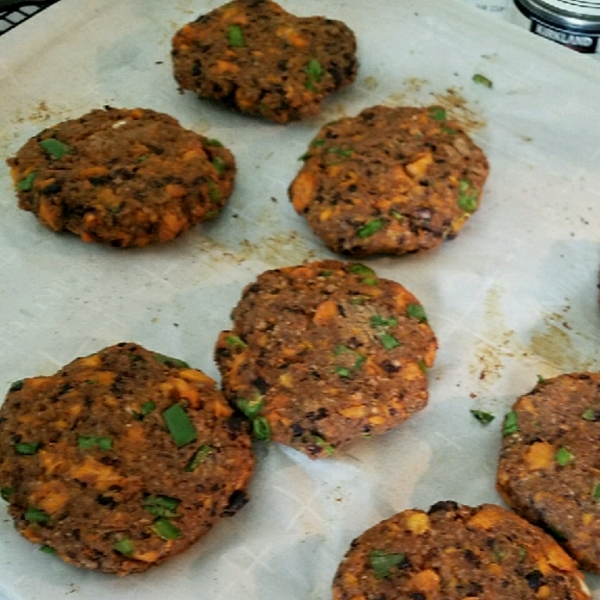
[1,0,600,598]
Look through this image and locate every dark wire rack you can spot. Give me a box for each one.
[0,1,60,36]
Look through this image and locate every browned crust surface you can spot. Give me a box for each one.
[6,107,236,247]
[171,0,357,123]
[289,105,489,257]
[214,259,437,458]
[0,343,254,575]
[497,372,600,572]
[332,501,591,600]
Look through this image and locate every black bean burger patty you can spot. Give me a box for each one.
[289,105,489,257]
[171,0,358,124]
[332,501,591,600]
[497,372,600,572]
[0,343,254,575]
[7,107,236,247]
[214,259,437,459]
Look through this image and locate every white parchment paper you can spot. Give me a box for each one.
[1,0,600,598]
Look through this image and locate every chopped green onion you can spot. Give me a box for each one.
[457,179,478,213]
[470,409,495,425]
[582,408,598,421]
[555,447,574,466]
[205,138,223,147]
[113,538,135,556]
[17,172,37,192]
[353,354,366,371]
[429,106,447,121]
[228,24,245,47]
[185,445,213,472]
[370,315,398,328]
[334,366,352,378]
[418,359,428,373]
[349,264,375,276]
[141,401,156,416]
[40,545,56,554]
[25,507,51,524]
[314,436,335,456]
[211,156,227,175]
[357,218,385,239]
[39,138,71,160]
[207,179,222,202]
[152,353,190,368]
[370,549,405,579]
[236,397,264,419]
[15,442,41,455]
[9,380,23,392]
[379,333,401,351]
[593,483,600,500]
[1,487,14,502]
[407,304,428,323]
[473,73,493,88]
[77,436,113,451]
[225,335,247,349]
[252,416,271,441]
[143,495,180,518]
[162,404,197,448]
[152,518,182,540]
[502,411,519,436]
[310,138,326,147]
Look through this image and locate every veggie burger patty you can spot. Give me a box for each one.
[0,343,254,575]
[7,107,236,247]
[289,105,489,257]
[497,372,600,572]
[214,259,437,458]
[332,501,591,600]
[171,0,358,123]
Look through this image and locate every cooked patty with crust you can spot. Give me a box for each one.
[0,343,254,575]
[7,107,236,247]
[214,259,437,458]
[332,501,591,600]
[171,0,358,124]
[497,372,600,572]
[289,105,489,257]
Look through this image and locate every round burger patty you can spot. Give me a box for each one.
[497,372,600,572]
[289,105,489,257]
[332,501,591,600]
[0,343,254,575]
[6,107,236,247]
[214,259,437,458]
[171,0,357,124]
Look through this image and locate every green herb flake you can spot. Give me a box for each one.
[319,270,334,277]
[141,401,156,416]
[152,518,182,540]
[518,546,527,562]
[17,172,37,192]
[228,24,245,47]
[236,397,264,419]
[370,315,398,328]
[225,335,247,349]
[77,436,113,451]
[349,264,375,276]
[15,442,41,455]
[333,344,350,356]
[349,296,367,305]
[473,73,493,88]
[493,548,505,563]
[211,156,227,175]
[152,353,190,369]
[9,380,23,392]
[440,126,457,135]
[407,304,428,323]
[207,179,222,203]
[25,507,51,524]
[205,138,224,147]
[379,333,401,351]
[253,416,271,441]
[502,411,519,436]
[113,538,135,557]
[143,495,181,518]
[537,375,547,384]
[357,218,386,239]
[418,359,429,373]
[314,436,335,456]
[39,138,71,160]
[457,179,479,213]
[136,154,150,163]
[555,447,574,467]
[310,138,326,147]
[1,487,14,502]
[362,277,379,286]
[353,354,367,371]
[593,483,600,500]
[40,545,56,555]
[369,549,405,579]
[326,147,353,158]
[185,444,213,472]
[390,209,403,221]
[470,409,495,425]
[162,404,197,448]
[304,58,323,90]
[582,408,598,421]
[334,366,353,378]
[429,106,447,121]
[298,151,311,161]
